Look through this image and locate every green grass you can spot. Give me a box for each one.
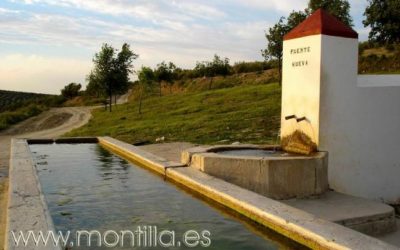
[66,83,281,145]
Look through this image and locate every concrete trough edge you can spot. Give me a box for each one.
[98,137,186,176]
[98,136,398,250]
[6,139,61,250]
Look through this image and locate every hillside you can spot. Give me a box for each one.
[359,44,400,74]
[66,83,281,145]
[130,68,279,99]
[0,90,63,131]
[0,90,51,112]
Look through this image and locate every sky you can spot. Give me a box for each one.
[0,0,370,94]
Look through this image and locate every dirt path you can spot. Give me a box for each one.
[116,89,132,105]
[0,106,93,250]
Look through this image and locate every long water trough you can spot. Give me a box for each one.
[7,138,306,250]
[6,137,397,250]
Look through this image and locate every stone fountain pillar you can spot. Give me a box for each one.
[281,9,400,205]
[281,9,358,150]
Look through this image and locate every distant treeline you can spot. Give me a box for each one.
[130,56,278,88]
[174,59,277,80]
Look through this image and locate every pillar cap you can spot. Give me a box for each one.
[284,9,358,41]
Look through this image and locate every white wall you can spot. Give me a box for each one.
[319,36,400,204]
[358,75,400,87]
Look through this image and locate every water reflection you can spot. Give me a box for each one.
[31,143,305,250]
[94,145,130,183]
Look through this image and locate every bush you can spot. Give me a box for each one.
[232,61,272,74]
[61,83,82,99]
[386,43,395,51]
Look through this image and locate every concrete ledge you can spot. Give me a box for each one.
[101,137,398,250]
[283,191,397,236]
[184,146,328,199]
[180,144,280,165]
[6,139,60,250]
[98,137,186,176]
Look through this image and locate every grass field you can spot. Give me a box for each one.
[66,83,281,145]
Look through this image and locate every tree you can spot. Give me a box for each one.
[90,43,138,112]
[85,70,104,98]
[61,82,81,99]
[306,0,353,27]
[114,43,138,99]
[137,66,156,114]
[194,61,207,78]
[210,54,230,76]
[193,55,231,89]
[363,0,400,44]
[262,18,291,85]
[155,61,177,95]
[208,55,230,89]
[287,10,308,29]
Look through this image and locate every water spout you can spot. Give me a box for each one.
[296,117,307,122]
[285,115,296,120]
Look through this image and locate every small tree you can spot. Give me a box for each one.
[193,55,230,90]
[165,62,177,93]
[155,61,177,95]
[61,83,81,99]
[114,43,138,103]
[363,0,400,44]
[90,43,138,112]
[208,55,230,89]
[211,55,230,76]
[262,18,290,85]
[85,70,104,98]
[137,67,156,114]
[194,61,207,78]
[287,10,308,29]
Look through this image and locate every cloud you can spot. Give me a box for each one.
[0,7,20,13]
[171,1,226,20]
[0,10,104,47]
[0,6,269,65]
[10,0,226,22]
[231,0,308,13]
[0,54,92,94]
[356,27,370,41]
